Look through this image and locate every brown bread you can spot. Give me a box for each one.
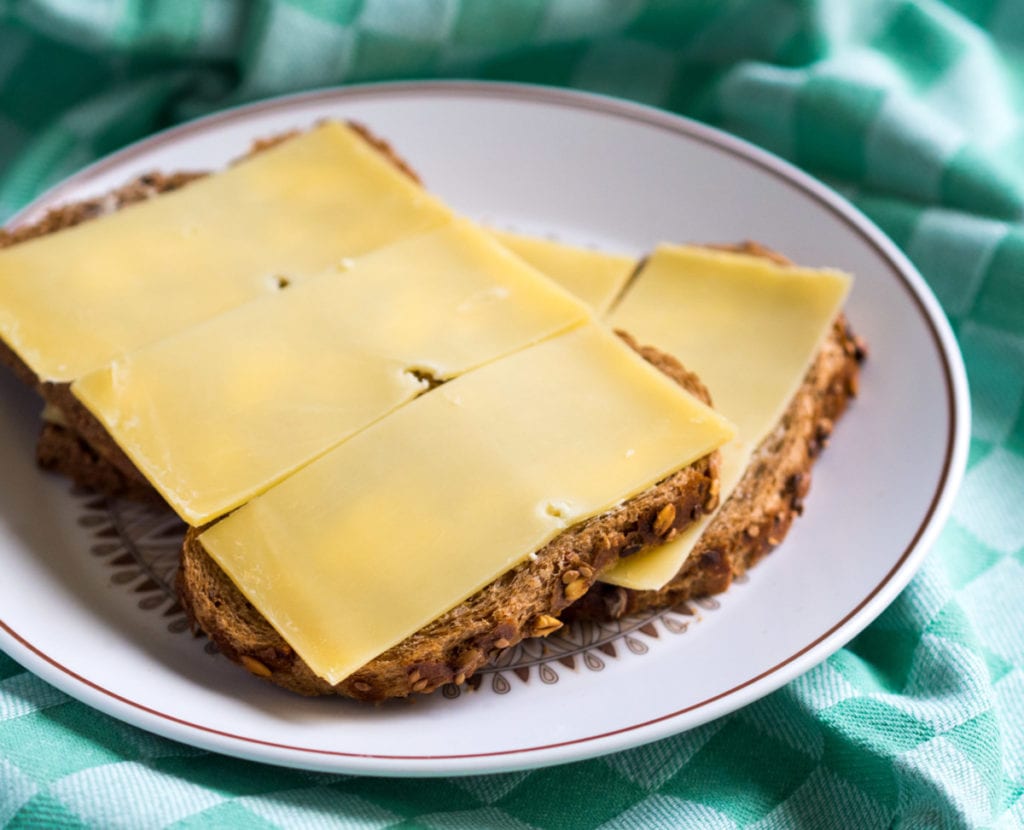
[568,311,866,619]
[0,127,864,701]
[176,337,721,701]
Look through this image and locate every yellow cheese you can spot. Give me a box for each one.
[72,220,590,526]
[600,245,851,590]
[490,229,636,314]
[0,122,452,382]
[200,323,735,685]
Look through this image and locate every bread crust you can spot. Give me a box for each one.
[177,338,721,701]
[36,422,163,502]
[569,316,865,621]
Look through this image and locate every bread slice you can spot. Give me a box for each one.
[569,315,865,621]
[0,125,420,499]
[0,172,203,496]
[1,130,863,696]
[177,336,721,701]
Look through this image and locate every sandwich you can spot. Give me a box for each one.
[0,122,863,701]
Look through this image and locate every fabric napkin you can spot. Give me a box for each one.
[1,2,1022,827]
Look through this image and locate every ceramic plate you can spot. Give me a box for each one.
[0,82,969,776]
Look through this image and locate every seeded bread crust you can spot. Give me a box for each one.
[177,337,720,701]
[36,422,162,502]
[0,124,418,498]
[569,296,866,621]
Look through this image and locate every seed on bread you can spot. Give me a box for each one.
[564,578,589,603]
[240,655,272,677]
[456,648,484,670]
[531,615,563,637]
[654,503,676,536]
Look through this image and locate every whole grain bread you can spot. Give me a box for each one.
[36,421,163,502]
[177,336,721,701]
[0,127,864,699]
[569,306,866,622]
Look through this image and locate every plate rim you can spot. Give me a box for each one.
[0,79,971,775]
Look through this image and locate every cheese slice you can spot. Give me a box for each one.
[490,229,636,314]
[200,323,735,685]
[72,220,590,526]
[600,245,851,590]
[0,122,452,382]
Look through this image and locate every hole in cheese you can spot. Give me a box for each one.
[545,503,565,519]
[403,366,444,393]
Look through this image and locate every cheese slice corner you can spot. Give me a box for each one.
[600,244,851,591]
[489,229,636,315]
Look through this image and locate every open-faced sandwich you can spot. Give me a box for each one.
[0,122,864,700]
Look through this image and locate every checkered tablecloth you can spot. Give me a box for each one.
[1,2,1022,827]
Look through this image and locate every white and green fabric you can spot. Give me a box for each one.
[1,1,1023,827]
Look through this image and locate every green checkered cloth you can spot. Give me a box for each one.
[1,1,1022,827]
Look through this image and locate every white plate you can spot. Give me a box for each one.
[0,82,969,776]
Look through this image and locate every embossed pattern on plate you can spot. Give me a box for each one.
[77,488,717,696]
